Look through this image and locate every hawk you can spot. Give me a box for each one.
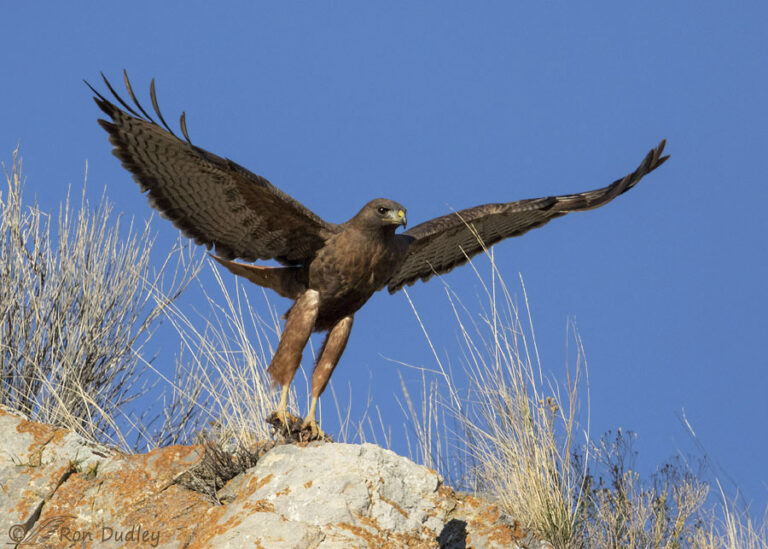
[89,72,668,439]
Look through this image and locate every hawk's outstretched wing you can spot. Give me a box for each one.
[89,71,337,265]
[387,140,668,293]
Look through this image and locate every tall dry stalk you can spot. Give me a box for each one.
[399,250,588,546]
[453,273,587,547]
[695,482,768,549]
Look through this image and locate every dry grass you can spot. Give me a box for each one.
[156,263,296,447]
[398,252,766,548]
[696,483,768,549]
[577,430,710,547]
[0,149,200,450]
[399,254,587,546]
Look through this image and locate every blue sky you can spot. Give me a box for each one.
[2,3,766,510]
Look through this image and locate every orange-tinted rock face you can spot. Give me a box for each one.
[0,407,551,549]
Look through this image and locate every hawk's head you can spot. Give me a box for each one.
[352,199,407,231]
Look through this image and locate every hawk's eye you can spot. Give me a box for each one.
[377,207,388,214]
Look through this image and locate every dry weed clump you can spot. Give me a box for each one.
[0,149,200,450]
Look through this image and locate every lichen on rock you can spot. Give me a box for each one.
[0,407,551,548]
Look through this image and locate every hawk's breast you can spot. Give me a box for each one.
[308,228,403,328]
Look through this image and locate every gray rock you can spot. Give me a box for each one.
[0,407,552,548]
[0,406,114,545]
[208,511,325,549]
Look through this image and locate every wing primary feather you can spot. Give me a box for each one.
[122,69,156,124]
[149,78,178,138]
[83,79,109,104]
[100,72,143,118]
[179,112,192,144]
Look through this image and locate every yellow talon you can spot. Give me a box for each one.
[301,396,325,440]
[301,418,325,440]
[268,384,301,434]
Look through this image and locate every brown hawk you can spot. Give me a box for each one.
[89,72,668,438]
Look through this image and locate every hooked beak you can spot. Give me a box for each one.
[387,209,407,228]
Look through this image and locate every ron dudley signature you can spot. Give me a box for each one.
[8,516,161,547]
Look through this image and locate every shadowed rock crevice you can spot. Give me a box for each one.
[17,464,76,544]
[437,518,468,548]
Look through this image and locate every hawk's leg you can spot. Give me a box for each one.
[303,315,354,438]
[267,289,320,429]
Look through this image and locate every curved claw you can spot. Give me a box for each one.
[276,409,302,430]
[301,417,325,440]
[267,384,302,438]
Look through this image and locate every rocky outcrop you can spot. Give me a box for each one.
[0,406,551,548]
